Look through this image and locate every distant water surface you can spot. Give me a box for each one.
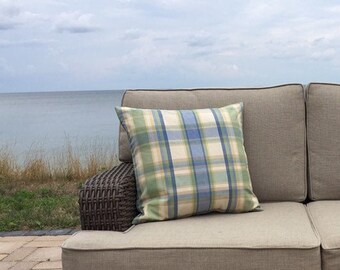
[0,90,124,159]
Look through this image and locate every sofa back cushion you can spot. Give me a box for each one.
[307,83,340,200]
[119,84,306,202]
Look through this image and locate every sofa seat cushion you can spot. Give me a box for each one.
[62,202,320,270]
[307,201,340,270]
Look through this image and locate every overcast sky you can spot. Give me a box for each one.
[1,0,340,92]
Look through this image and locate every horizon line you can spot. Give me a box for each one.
[0,89,126,95]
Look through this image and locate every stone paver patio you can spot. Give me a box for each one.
[0,235,70,270]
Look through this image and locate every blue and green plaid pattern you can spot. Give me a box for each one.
[116,103,260,224]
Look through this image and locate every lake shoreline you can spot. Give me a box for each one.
[0,141,119,231]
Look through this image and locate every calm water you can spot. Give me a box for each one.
[0,90,124,158]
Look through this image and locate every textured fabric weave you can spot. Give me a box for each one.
[119,86,307,203]
[62,203,321,270]
[116,103,260,224]
[307,83,340,200]
[307,201,340,270]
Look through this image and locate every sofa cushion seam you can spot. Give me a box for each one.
[61,246,320,252]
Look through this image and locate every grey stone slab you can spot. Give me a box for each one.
[67,229,79,235]
[23,231,48,237]
[0,229,79,237]
[1,231,27,237]
[48,229,72,236]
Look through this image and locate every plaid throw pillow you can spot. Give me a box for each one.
[116,103,260,224]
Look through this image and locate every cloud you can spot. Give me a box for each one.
[182,59,240,79]
[54,11,99,33]
[103,30,241,83]
[187,34,214,48]
[147,0,195,10]
[0,58,14,74]
[0,1,20,30]
[0,0,43,30]
[310,48,336,61]
[120,29,142,40]
[4,0,340,92]
[0,38,56,48]
[0,22,14,30]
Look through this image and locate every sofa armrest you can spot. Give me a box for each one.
[79,162,137,231]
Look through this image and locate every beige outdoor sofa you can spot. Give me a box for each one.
[62,83,340,270]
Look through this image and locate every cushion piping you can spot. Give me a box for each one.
[62,245,320,252]
[122,83,304,93]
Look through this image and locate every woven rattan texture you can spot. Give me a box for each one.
[79,163,137,231]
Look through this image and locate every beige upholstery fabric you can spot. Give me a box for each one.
[307,201,340,270]
[119,84,307,202]
[62,248,320,270]
[307,83,340,200]
[322,250,340,270]
[62,202,320,270]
